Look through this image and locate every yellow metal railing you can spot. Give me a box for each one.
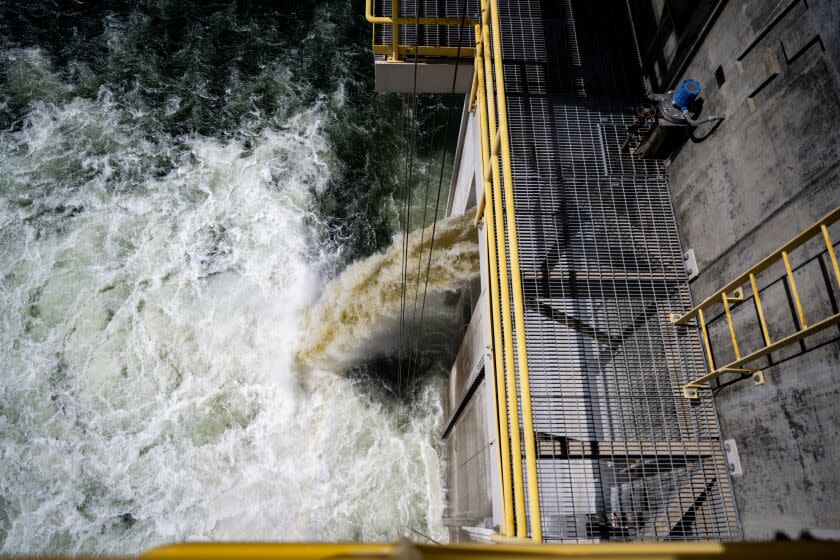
[363,0,539,541]
[142,541,840,559]
[472,25,515,539]
[672,206,840,399]
[471,0,542,542]
[365,0,477,62]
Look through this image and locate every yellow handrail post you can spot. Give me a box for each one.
[474,33,515,537]
[391,0,400,62]
[821,224,840,291]
[468,68,479,112]
[721,292,742,360]
[749,273,772,347]
[364,0,389,23]
[487,0,543,542]
[782,250,807,329]
[698,308,715,372]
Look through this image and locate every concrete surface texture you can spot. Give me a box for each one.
[441,113,499,539]
[374,59,475,93]
[657,0,840,539]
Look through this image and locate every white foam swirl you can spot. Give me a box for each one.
[0,54,446,554]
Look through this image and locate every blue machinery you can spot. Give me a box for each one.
[672,79,702,111]
[624,77,726,158]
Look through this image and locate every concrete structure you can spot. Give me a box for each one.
[374,59,474,93]
[631,0,840,539]
[442,97,498,542]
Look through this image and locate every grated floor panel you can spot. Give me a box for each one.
[493,0,740,542]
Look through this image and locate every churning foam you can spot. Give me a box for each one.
[0,52,457,554]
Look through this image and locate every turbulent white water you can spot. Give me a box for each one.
[0,48,451,554]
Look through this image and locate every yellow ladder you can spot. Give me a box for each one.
[672,206,840,399]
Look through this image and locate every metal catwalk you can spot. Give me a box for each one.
[496,0,739,542]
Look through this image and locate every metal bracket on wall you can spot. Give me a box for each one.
[723,439,743,477]
[683,248,699,281]
[681,368,764,399]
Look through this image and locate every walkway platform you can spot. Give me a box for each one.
[367,0,741,544]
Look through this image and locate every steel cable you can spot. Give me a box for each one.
[396,2,423,393]
[407,0,470,385]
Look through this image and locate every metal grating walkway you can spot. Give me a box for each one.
[495,0,740,542]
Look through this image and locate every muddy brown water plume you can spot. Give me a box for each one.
[296,212,479,372]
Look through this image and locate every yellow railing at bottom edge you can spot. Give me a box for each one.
[137,540,840,559]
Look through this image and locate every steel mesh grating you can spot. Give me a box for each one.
[490,0,740,542]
